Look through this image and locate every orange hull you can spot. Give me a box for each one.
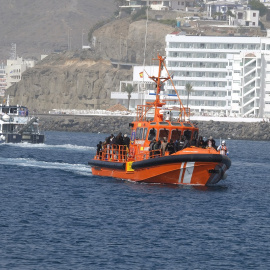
[90,151,231,186]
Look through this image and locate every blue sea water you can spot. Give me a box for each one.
[0,131,270,270]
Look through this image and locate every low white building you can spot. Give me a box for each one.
[6,57,35,88]
[206,0,242,20]
[111,66,159,110]
[228,7,259,27]
[121,0,194,11]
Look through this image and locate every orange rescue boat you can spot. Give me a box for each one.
[88,55,231,186]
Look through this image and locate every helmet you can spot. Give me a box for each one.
[222,140,226,145]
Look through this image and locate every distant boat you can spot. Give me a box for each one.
[0,97,45,143]
[88,55,231,186]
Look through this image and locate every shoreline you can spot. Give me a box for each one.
[38,114,270,141]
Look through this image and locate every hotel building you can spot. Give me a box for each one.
[165,33,270,117]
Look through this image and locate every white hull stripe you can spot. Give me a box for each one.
[178,162,185,183]
[182,162,195,184]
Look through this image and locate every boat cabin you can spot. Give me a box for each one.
[0,104,29,116]
[131,120,198,148]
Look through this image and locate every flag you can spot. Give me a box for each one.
[139,71,143,78]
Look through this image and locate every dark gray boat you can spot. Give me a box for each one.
[0,97,44,143]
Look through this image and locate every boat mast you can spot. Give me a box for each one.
[147,54,189,122]
[148,55,167,121]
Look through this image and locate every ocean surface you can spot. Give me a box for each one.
[0,131,270,270]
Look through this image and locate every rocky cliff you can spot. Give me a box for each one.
[7,50,132,111]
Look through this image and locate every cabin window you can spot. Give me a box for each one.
[10,108,17,114]
[159,122,169,125]
[2,108,9,114]
[183,123,192,127]
[184,130,192,140]
[159,128,169,141]
[136,128,144,140]
[143,128,148,140]
[148,128,157,141]
[171,122,182,126]
[150,122,156,125]
[171,129,181,142]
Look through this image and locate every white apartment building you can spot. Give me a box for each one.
[6,57,35,88]
[165,33,270,117]
[230,51,270,117]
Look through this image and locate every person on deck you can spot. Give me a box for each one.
[190,135,197,146]
[149,139,156,158]
[123,134,130,159]
[153,139,161,157]
[217,140,228,155]
[115,132,123,145]
[174,138,179,152]
[182,136,191,149]
[197,136,205,148]
[165,139,175,155]
[206,136,216,149]
[96,141,103,159]
[178,135,185,150]
[123,134,130,148]
[109,134,115,145]
[160,137,168,156]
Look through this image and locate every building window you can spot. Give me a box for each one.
[253,13,256,17]
[238,13,243,19]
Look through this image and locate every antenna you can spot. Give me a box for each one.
[10,43,16,60]
[143,7,148,68]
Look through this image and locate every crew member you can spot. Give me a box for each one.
[217,140,228,155]
[96,141,103,159]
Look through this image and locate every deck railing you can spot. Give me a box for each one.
[95,144,162,163]
[95,144,128,162]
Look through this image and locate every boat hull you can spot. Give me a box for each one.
[89,154,231,186]
[0,133,45,143]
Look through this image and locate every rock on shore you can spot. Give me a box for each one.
[38,114,270,141]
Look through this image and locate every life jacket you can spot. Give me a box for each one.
[219,145,227,155]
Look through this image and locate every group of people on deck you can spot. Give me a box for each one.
[96,132,228,159]
[96,133,130,159]
[148,135,228,157]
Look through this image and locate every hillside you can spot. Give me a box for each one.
[6,17,174,112]
[0,0,116,60]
